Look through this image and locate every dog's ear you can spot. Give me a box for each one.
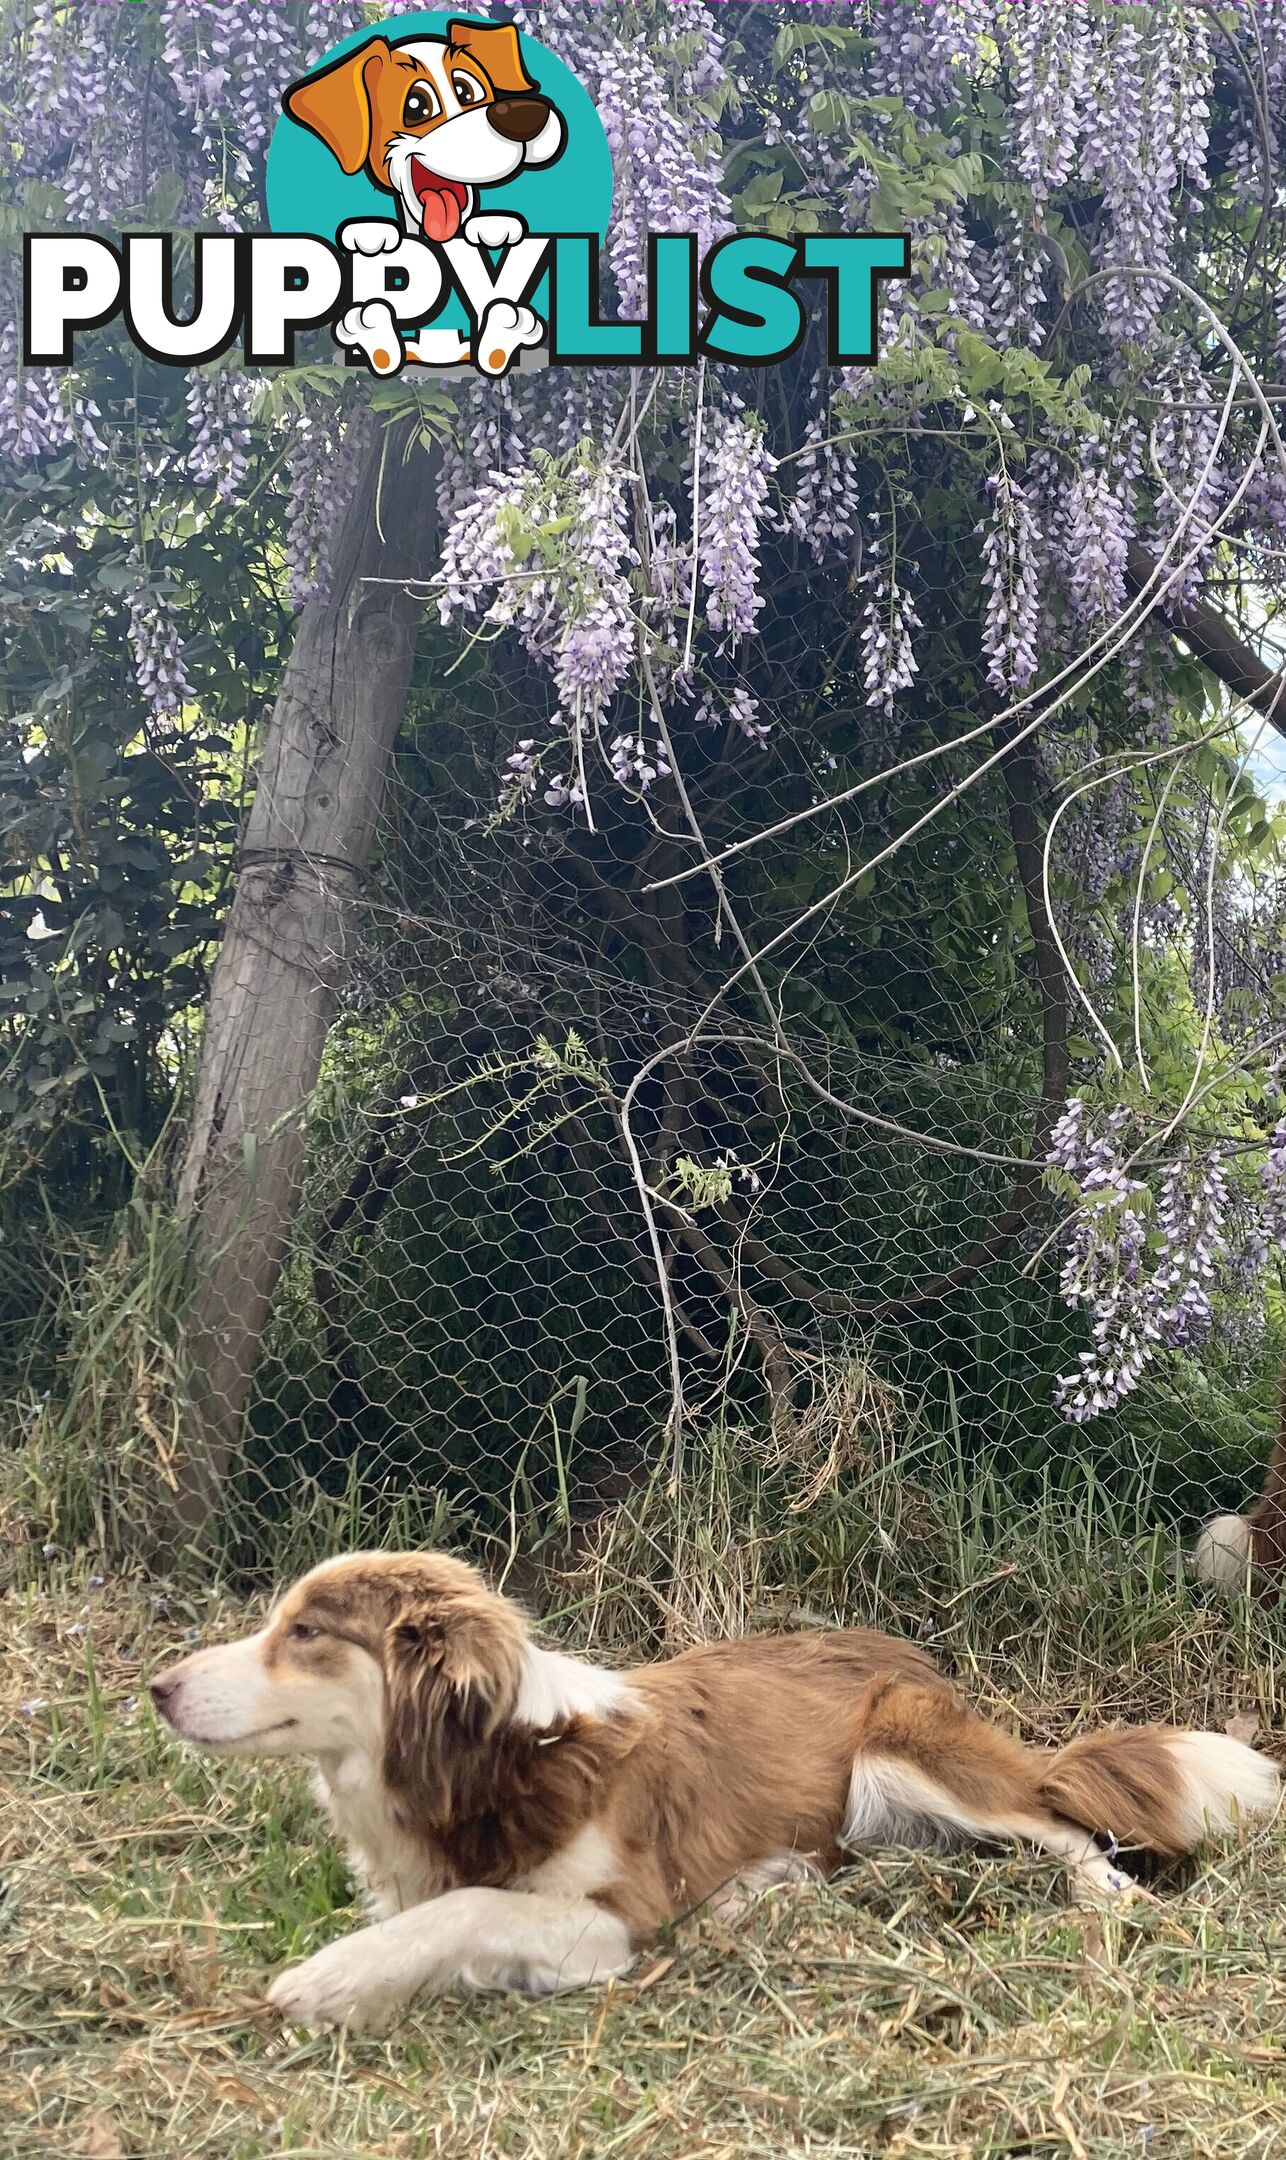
[381,1581,525,1820]
[284,36,392,176]
[447,18,535,97]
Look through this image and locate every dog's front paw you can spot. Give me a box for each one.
[334,301,404,377]
[463,212,528,252]
[339,219,403,257]
[475,299,544,377]
[268,1938,407,2036]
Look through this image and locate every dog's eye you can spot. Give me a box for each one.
[287,1622,321,1644]
[452,73,484,107]
[403,84,440,126]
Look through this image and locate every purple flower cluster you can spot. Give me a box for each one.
[1049,1099,1254,1421]
[869,0,988,119]
[518,3,732,319]
[1048,1100,1153,1421]
[1148,356,1224,608]
[162,1,353,187]
[789,375,863,561]
[699,409,775,652]
[1078,7,1210,347]
[128,586,194,723]
[436,444,639,811]
[984,210,1049,353]
[1263,1121,1286,1252]
[551,460,638,734]
[695,685,770,751]
[1008,2,1091,199]
[860,512,921,722]
[22,0,153,223]
[1151,1156,1226,1352]
[1063,447,1132,629]
[284,403,356,608]
[185,367,257,503]
[980,470,1040,696]
[608,731,672,793]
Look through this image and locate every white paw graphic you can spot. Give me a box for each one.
[339,219,403,257]
[463,212,528,252]
[475,299,544,377]
[334,300,404,377]
[268,1939,407,2036]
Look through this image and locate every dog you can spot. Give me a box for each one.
[1194,1374,1286,1602]
[283,19,565,377]
[150,1550,1280,2035]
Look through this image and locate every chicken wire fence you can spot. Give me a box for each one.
[4,405,1281,1599]
[163,615,1281,1597]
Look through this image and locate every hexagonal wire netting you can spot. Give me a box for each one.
[194,492,1283,1615]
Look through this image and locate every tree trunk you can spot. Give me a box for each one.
[171,414,440,1546]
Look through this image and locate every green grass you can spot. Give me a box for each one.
[4,1444,1286,2159]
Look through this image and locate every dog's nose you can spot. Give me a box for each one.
[488,97,550,144]
[149,1671,181,1714]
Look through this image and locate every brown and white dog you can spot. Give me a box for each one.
[150,1551,1280,2035]
[284,20,564,376]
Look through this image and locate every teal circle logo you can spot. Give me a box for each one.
[266,12,613,338]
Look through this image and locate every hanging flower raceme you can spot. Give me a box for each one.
[1151,1156,1227,1352]
[435,442,639,809]
[869,0,988,119]
[698,409,775,653]
[519,2,733,319]
[1048,1100,1155,1422]
[1063,447,1132,629]
[283,400,362,609]
[550,459,639,732]
[1008,1,1092,199]
[127,582,194,723]
[185,366,257,503]
[1264,1119,1286,1250]
[1148,356,1224,608]
[859,511,921,723]
[979,467,1040,696]
[1048,1098,1265,1420]
[162,0,355,188]
[694,685,770,750]
[1077,4,1212,349]
[983,209,1048,353]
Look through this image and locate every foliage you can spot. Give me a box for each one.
[4,2,1286,1511]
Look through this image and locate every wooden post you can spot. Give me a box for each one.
[171,415,440,1546]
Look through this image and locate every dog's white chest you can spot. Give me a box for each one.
[314,1757,444,1918]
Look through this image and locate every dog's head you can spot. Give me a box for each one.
[284,20,567,242]
[150,1552,528,1803]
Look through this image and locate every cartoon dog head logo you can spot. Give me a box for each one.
[283,20,567,245]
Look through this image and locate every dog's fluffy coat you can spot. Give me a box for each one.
[150,1551,1281,2033]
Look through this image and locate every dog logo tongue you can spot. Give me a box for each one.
[411,160,467,243]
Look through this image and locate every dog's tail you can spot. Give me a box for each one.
[842,1677,1279,1895]
[1193,1372,1286,1598]
[1037,1725,1280,1859]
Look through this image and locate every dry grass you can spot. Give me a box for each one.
[4,1559,1286,2160]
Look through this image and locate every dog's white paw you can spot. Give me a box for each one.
[463,212,528,252]
[475,299,544,377]
[268,1938,408,2036]
[339,219,403,257]
[334,300,404,377]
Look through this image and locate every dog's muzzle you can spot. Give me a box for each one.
[488,96,551,144]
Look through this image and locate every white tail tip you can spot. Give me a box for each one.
[1168,1732,1281,1843]
[1192,1515,1253,1595]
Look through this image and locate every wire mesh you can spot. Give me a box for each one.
[155,552,1283,1596]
